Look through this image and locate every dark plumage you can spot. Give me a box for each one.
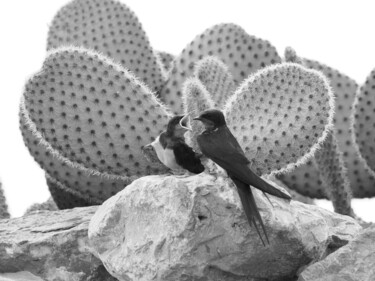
[151,115,204,174]
[193,109,291,246]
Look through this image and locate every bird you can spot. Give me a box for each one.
[193,109,291,246]
[147,114,204,174]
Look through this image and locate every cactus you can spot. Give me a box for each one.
[281,48,375,198]
[20,111,127,205]
[21,0,338,209]
[155,51,175,75]
[224,63,334,175]
[46,173,99,209]
[0,180,10,219]
[47,0,164,93]
[182,78,215,153]
[314,131,354,216]
[352,67,375,177]
[284,46,303,64]
[21,46,170,207]
[159,23,281,114]
[182,60,334,204]
[24,196,58,215]
[194,56,235,107]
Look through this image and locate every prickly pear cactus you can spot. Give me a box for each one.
[160,23,281,114]
[194,56,235,107]
[314,132,354,216]
[45,173,100,209]
[352,68,375,177]
[182,78,215,153]
[284,47,303,64]
[155,51,175,75]
[47,0,164,93]
[21,47,170,207]
[20,111,125,206]
[24,196,58,215]
[0,181,10,219]
[282,48,375,198]
[224,63,334,175]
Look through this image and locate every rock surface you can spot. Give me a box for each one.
[0,207,109,281]
[0,271,44,281]
[88,173,362,281]
[298,225,375,281]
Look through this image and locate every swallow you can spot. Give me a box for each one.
[193,109,291,246]
[148,114,204,174]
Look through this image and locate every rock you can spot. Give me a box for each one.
[0,206,112,281]
[0,271,44,281]
[298,225,375,281]
[86,265,119,281]
[88,173,362,281]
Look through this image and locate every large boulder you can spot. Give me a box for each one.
[88,173,362,281]
[0,206,115,281]
[298,225,375,281]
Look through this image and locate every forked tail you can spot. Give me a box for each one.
[232,177,269,247]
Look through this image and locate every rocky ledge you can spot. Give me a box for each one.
[299,224,375,281]
[0,207,116,281]
[88,173,362,281]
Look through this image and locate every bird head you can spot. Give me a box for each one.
[167,114,192,138]
[193,109,226,130]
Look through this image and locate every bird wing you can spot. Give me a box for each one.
[198,127,291,200]
[172,140,205,174]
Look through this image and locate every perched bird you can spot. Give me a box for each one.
[148,114,204,174]
[193,109,291,246]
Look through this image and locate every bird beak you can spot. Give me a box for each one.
[192,117,201,121]
[179,113,193,131]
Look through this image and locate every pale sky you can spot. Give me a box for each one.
[1,0,375,219]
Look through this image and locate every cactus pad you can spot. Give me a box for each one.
[0,181,10,219]
[160,23,281,113]
[21,47,170,206]
[47,0,164,92]
[352,68,375,177]
[24,197,58,215]
[155,50,175,75]
[46,173,99,209]
[194,56,235,107]
[280,56,375,198]
[224,63,334,175]
[284,47,304,64]
[19,109,129,204]
[314,132,354,216]
[182,78,215,153]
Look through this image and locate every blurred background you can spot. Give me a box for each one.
[0,0,374,219]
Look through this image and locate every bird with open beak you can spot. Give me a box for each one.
[193,109,291,246]
[144,114,204,175]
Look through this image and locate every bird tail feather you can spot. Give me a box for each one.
[246,171,291,200]
[233,178,269,246]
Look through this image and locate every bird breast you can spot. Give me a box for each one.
[151,136,181,170]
